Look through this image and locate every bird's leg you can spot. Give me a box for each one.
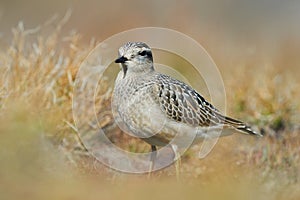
[148,145,157,178]
[171,144,181,181]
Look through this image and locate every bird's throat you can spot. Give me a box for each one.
[122,64,128,78]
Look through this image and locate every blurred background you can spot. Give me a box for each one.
[0,0,299,200]
[1,0,300,61]
[1,0,300,85]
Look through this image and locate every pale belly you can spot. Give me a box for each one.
[112,77,167,138]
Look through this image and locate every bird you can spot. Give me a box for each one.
[112,42,262,174]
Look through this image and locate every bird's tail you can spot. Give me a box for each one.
[223,116,263,137]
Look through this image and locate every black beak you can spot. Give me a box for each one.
[115,56,128,63]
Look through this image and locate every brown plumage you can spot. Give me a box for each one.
[154,73,262,137]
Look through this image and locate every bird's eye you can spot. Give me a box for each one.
[138,51,147,56]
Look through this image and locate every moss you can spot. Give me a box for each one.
[270,116,286,132]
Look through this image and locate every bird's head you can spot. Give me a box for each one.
[115,42,154,77]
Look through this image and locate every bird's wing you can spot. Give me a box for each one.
[153,74,225,127]
[152,74,262,137]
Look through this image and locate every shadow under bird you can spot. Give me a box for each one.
[112,42,262,172]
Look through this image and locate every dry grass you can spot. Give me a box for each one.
[0,16,299,200]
